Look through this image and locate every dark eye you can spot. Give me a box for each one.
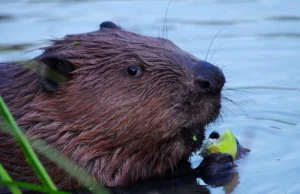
[127,65,142,77]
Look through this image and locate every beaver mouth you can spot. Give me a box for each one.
[179,119,220,152]
[183,94,222,126]
[178,95,222,150]
[179,123,206,150]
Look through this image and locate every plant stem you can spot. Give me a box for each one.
[0,164,22,194]
[0,96,57,191]
[0,180,69,194]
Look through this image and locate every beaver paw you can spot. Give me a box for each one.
[198,153,236,186]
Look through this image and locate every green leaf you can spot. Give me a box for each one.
[192,135,198,141]
[73,41,79,46]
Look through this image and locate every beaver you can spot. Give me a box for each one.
[0,21,234,191]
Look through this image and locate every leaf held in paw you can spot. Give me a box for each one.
[202,129,238,160]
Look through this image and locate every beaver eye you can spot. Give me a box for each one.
[127,66,142,77]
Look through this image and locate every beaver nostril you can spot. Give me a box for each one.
[194,78,212,93]
[191,60,225,94]
[196,79,211,89]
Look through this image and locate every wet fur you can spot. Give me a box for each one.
[0,27,221,189]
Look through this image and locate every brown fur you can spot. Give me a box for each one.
[0,26,223,189]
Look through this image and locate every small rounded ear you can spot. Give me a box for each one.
[100,21,122,30]
[37,57,74,92]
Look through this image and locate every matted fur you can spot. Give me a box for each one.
[0,27,223,189]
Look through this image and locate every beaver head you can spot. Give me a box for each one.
[0,21,225,187]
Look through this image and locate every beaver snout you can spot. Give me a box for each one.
[192,61,225,94]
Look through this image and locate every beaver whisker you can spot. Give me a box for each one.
[223,86,254,96]
[209,42,226,64]
[222,96,248,116]
[163,0,172,39]
[1,21,226,189]
[205,26,226,61]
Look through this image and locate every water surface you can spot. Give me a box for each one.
[1,0,300,193]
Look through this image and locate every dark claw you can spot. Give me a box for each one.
[199,153,234,175]
[198,153,236,186]
[236,138,251,159]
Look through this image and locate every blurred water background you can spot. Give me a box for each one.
[1,0,300,193]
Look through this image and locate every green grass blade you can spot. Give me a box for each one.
[0,164,22,194]
[31,140,110,194]
[0,96,110,194]
[0,180,69,194]
[0,96,57,190]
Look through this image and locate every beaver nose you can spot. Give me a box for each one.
[192,60,225,94]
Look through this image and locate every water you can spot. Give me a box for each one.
[1,0,300,193]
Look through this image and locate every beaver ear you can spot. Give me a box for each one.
[37,57,74,92]
[100,21,122,30]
